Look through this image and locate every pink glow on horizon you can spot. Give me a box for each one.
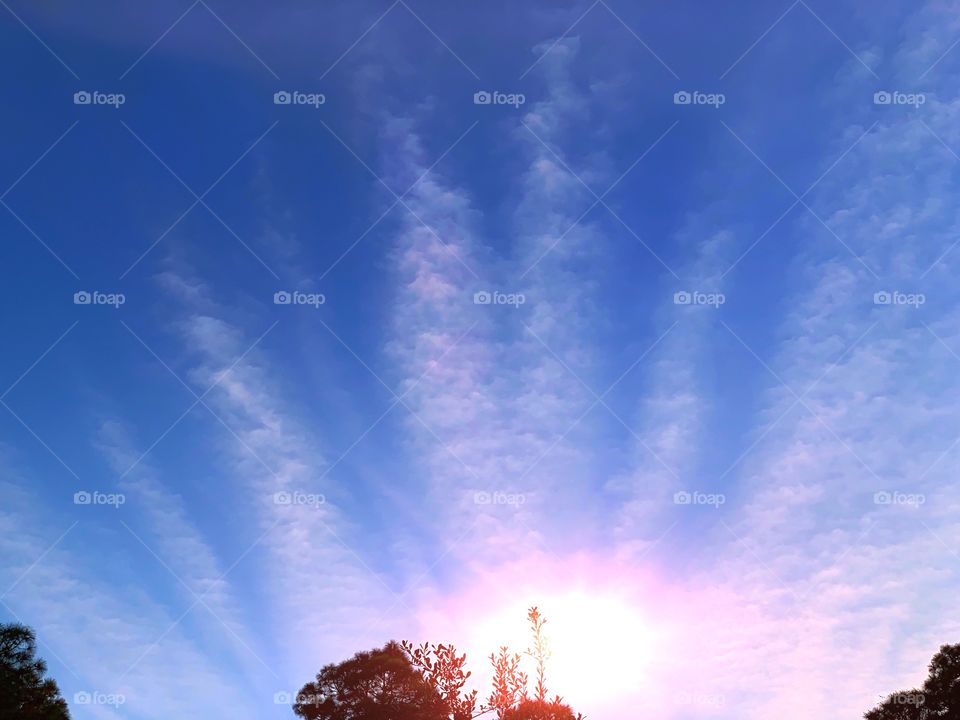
[408,552,730,716]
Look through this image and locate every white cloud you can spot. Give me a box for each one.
[159,273,400,683]
[0,471,261,720]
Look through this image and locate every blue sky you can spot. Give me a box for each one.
[2,1,960,718]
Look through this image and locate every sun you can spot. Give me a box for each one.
[417,556,668,711]
[469,590,658,707]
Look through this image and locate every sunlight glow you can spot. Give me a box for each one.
[470,590,658,706]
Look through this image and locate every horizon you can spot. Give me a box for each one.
[1,1,959,719]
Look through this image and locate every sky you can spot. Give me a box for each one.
[1,1,959,718]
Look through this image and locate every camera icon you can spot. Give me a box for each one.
[873,291,892,305]
[873,91,892,105]
[673,291,692,305]
[874,491,892,505]
[74,491,92,505]
[273,691,293,705]
[474,491,491,505]
[474,291,492,305]
[74,291,91,305]
[274,291,292,305]
[673,91,692,105]
[73,91,92,105]
[274,91,292,105]
[273,491,292,505]
[74,691,92,705]
[673,491,692,505]
[473,91,492,105]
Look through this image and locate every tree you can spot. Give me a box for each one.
[922,644,960,716]
[401,641,479,720]
[0,623,70,720]
[865,643,960,720]
[293,641,449,720]
[302,607,583,720]
[494,608,582,720]
[487,646,526,718]
[525,609,549,704]
[482,608,582,720]
[502,699,578,720]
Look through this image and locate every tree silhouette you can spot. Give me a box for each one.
[866,643,959,719]
[495,608,582,720]
[297,607,583,720]
[502,699,578,720]
[487,646,526,718]
[525,609,549,704]
[293,641,449,720]
[401,641,479,720]
[480,607,583,720]
[922,644,960,716]
[0,623,70,720]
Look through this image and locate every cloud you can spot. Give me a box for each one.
[158,270,400,682]
[0,469,261,720]
[382,37,626,577]
[642,8,960,717]
[95,419,268,682]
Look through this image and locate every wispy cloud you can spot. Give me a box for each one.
[382,38,628,577]
[0,469,261,720]
[95,419,268,681]
[158,269,399,682]
[649,11,960,717]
